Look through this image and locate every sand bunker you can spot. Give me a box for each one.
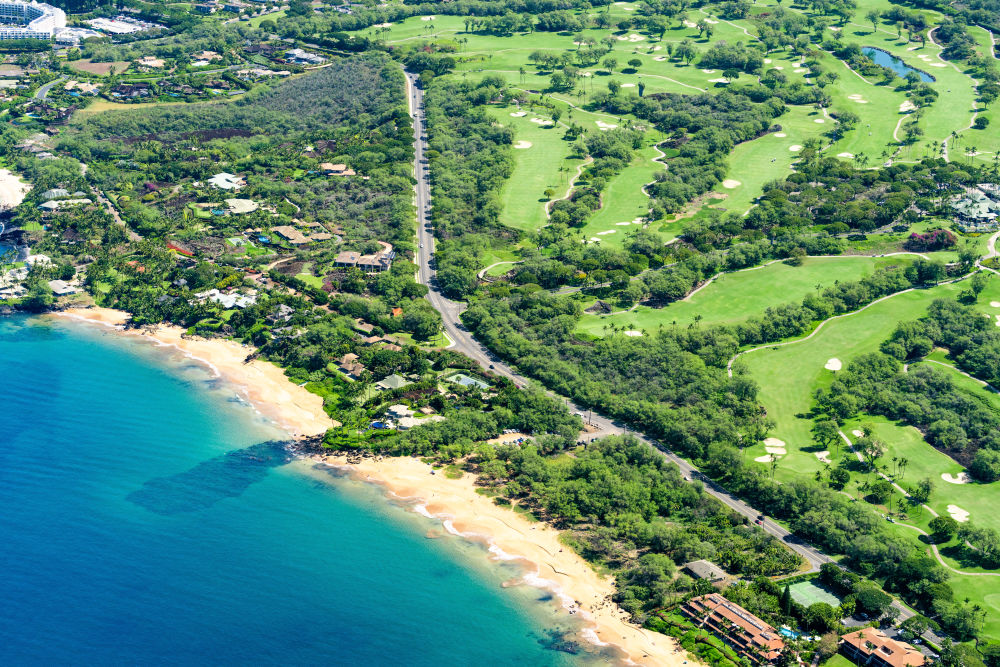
[589,237,601,242]
[764,438,787,455]
[789,145,803,152]
[825,358,842,371]
[617,33,645,42]
[708,78,729,83]
[620,83,635,87]
[755,454,777,463]
[597,230,617,235]
[900,101,917,113]
[530,118,550,125]
[652,45,662,51]
[928,63,946,67]
[704,18,718,24]
[814,118,825,123]
[990,301,1000,308]
[774,132,787,137]
[510,111,527,117]
[764,58,772,64]
[851,429,864,438]
[942,472,971,484]
[773,66,784,70]
[847,94,869,104]
[794,68,808,73]
[838,152,854,158]
[653,56,666,61]
[948,505,970,522]
[623,330,642,337]
[374,22,392,27]
[722,179,741,189]
[995,314,1000,327]
[420,15,435,20]
[701,69,716,73]
[815,451,831,463]
[513,141,532,149]
[595,120,618,130]
[683,20,697,28]
[615,221,633,226]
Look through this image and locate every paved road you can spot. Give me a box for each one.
[403,68,832,569]
[35,75,66,100]
[403,69,938,642]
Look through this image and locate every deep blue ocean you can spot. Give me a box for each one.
[0,315,592,666]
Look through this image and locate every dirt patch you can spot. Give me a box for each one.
[70,60,131,76]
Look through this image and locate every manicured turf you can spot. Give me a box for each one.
[494,105,583,232]
[577,143,663,247]
[740,273,1000,640]
[576,255,902,334]
[715,104,830,215]
[248,10,286,26]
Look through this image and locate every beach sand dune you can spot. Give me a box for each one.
[318,455,686,667]
[55,307,336,437]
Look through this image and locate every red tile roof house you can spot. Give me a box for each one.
[840,628,925,667]
[682,594,786,664]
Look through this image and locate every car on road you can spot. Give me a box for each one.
[419,243,423,248]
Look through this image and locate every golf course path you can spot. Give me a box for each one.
[978,230,1000,274]
[892,521,1000,578]
[923,359,999,393]
[727,268,975,376]
[837,429,1000,578]
[545,157,592,219]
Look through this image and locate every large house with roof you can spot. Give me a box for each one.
[840,627,925,667]
[682,593,786,664]
[952,186,1000,232]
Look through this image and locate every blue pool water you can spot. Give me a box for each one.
[862,47,935,82]
[0,315,592,666]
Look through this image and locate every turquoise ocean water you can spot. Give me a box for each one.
[0,315,598,666]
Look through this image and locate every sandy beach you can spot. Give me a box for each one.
[53,306,336,437]
[316,453,688,667]
[0,168,31,209]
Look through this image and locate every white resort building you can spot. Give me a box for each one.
[0,1,66,40]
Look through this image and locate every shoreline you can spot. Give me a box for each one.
[51,306,336,438]
[313,453,687,667]
[49,306,689,666]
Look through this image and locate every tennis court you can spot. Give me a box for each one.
[789,581,841,607]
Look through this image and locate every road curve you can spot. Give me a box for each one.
[403,69,837,572]
[400,72,957,644]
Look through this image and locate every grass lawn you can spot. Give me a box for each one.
[248,10,286,27]
[739,278,989,481]
[739,273,1000,639]
[78,99,190,114]
[577,142,665,247]
[494,105,583,233]
[824,654,857,667]
[389,330,451,349]
[576,255,900,335]
[713,105,831,215]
